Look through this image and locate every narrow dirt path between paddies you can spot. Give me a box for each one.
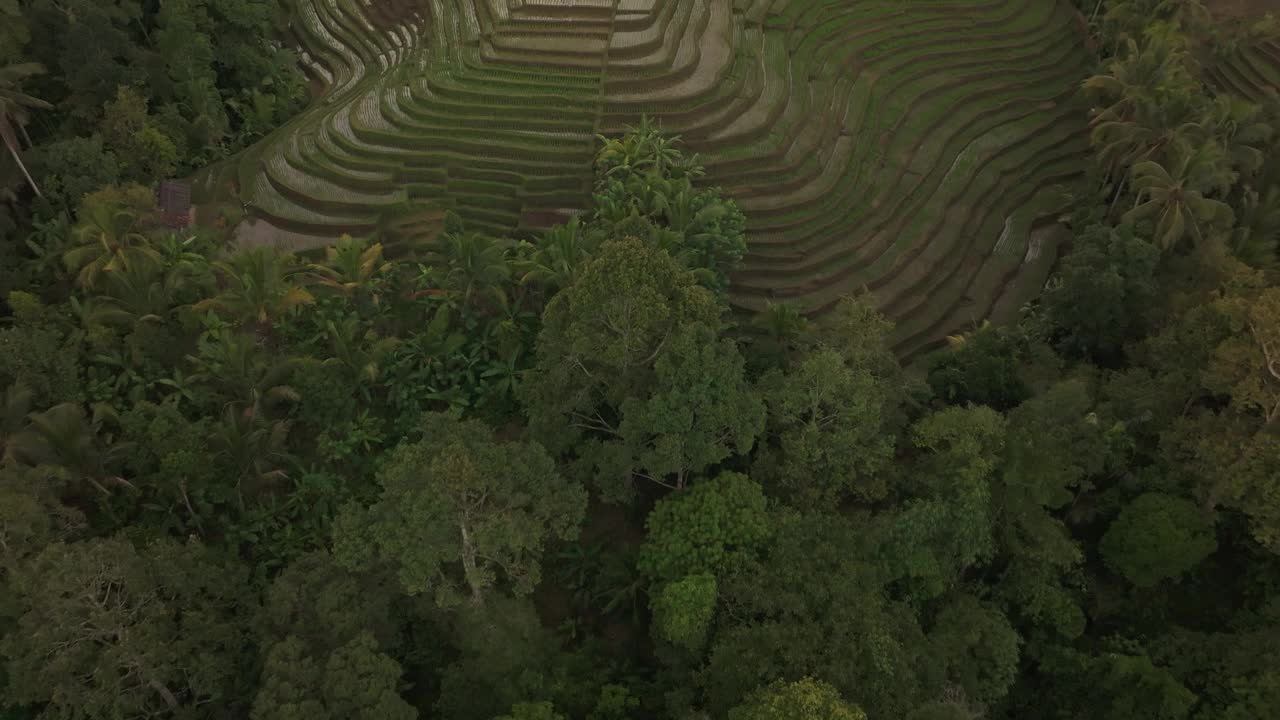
[194,0,1093,354]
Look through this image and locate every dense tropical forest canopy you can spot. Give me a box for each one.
[1,0,1280,718]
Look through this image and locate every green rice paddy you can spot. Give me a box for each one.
[195,0,1093,353]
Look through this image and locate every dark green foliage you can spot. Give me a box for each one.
[707,512,933,718]
[616,322,765,490]
[495,701,565,720]
[1,24,1279,720]
[905,703,972,720]
[252,553,415,718]
[1101,492,1218,587]
[880,405,1006,599]
[1042,222,1160,362]
[433,597,609,720]
[1,536,256,718]
[928,595,1021,705]
[20,0,305,177]
[26,136,120,217]
[251,634,416,720]
[927,326,1033,410]
[0,294,81,406]
[1036,645,1198,720]
[523,235,726,500]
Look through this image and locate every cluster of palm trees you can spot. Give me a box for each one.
[1084,1,1277,253]
[0,219,499,532]
[1,207,576,516]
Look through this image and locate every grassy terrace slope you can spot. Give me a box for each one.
[1206,35,1280,102]
[194,0,1092,353]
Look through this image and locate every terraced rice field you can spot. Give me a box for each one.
[1206,35,1280,103]
[195,0,1093,354]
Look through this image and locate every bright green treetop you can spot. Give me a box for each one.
[728,678,867,720]
[638,471,771,583]
[651,573,718,651]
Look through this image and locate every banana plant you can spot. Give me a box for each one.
[86,349,152,405]
[151,368,204,409]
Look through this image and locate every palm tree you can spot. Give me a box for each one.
[308,234,389,302]
[943,319,996,349]
[516,216,597,290]
[322,314,398,388]
[194,247,314,335]
[1202,95,1273,180]
[1084,34,1204,178]
[7,403,135,496]
[595,116,702,183]
[1230,185,1280,274]
[210,404,292,510]
[1123,143,1237,251]
[0,62,52,198]
[187,328,307,416]
[750,301,810,368]
[90,261,184,327]
[753,301,810,347]
[660,179,744,286]
[63,205,162,288]
[152,232,215,291]
[1091,114,1205,181]
[431,229,513,306]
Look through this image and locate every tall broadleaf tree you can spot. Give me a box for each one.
[332,412,586,605]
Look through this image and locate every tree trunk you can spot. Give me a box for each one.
[1,115,42,198]
[1106,174,1126,221]
[148,678,180,710]
[458,522,484,605]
